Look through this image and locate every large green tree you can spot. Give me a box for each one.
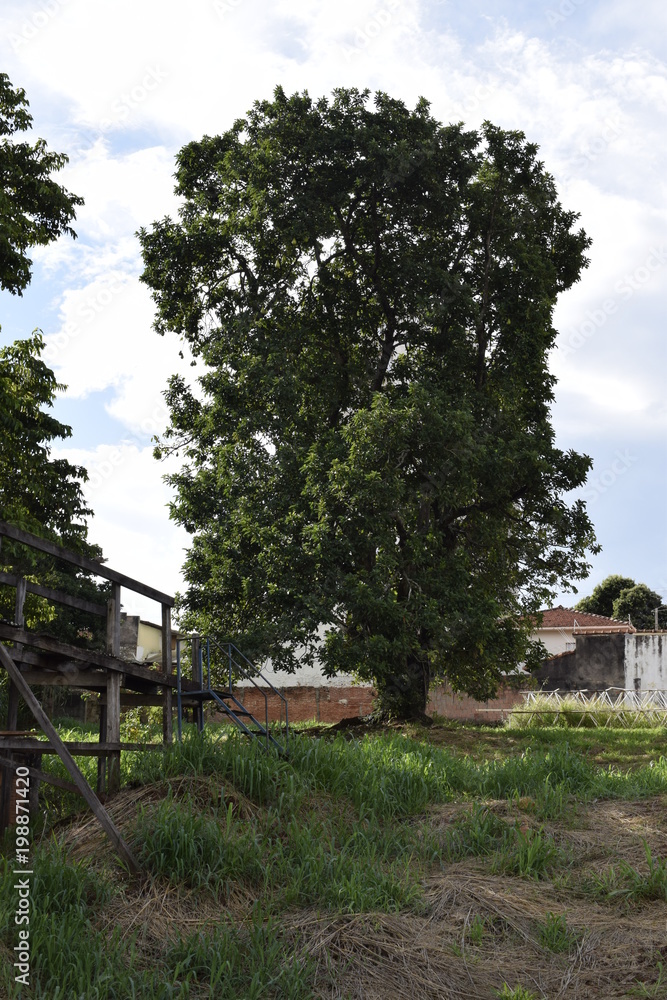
[140,87,599,718]
[0,73,105,649]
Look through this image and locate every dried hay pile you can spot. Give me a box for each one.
[53,779,667,999]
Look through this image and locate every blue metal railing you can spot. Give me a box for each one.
[175,636,289,754]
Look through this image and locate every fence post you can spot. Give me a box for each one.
[162,602,173,744]
[191,635,203,731]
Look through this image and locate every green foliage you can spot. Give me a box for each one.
[132,794,264,893]
[0,76,104,653]
[0,72,83,296]
[583,842,667,904]
[140,85,598,718]
[492,825,564,879]
[7,721,667,998]
[576,576,666,630]
[466,913,486,946]
[442,806,511,860]
[628,961,667,998]
[537,911,579,953]
[0,333,109,647]
[574,574,636,618]
[506,694,667,730]
[613,584,664,631]
[496,986,538,1000]
[166,912,314,1000]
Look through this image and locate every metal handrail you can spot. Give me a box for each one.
[175,635,289,753]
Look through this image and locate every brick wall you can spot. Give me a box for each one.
[208,679,526,725]
[211,684,376,724]
[427,681,526,722]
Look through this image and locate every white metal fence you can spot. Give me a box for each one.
[512,688,667,728]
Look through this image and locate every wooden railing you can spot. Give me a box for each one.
[0,520,175,790]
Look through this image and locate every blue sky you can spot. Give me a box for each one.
[0,0,665,619]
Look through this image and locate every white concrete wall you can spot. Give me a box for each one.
[531,628,575,656]
[624,633,667,690]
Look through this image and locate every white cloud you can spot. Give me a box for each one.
[54,442,191,619]
[43,277,198,437]
[2,0,665,613]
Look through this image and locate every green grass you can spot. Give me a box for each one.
[536,911,580,953]
[165,913,314,1000]
[3,719,667,998]
[581,842,667,905]
[496,987,539,1000]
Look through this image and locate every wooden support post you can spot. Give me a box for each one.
[105,672,121,794]
[191,635,203,731]
[0,643,140,873]
[7,577,27,730]
[96,705,107,794]
[104,583,121,794]
[162,603,173,744]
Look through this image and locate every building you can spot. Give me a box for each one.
[530,605,635,657]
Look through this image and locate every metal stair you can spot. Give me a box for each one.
[175,637,289,754]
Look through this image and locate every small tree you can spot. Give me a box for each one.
[612,584,664,632]
[574,575,636,619]
[140,87,599,719]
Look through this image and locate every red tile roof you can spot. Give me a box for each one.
[531,606,636,632]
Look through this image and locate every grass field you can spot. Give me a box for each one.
[1,719,667,998]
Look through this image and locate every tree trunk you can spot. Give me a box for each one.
[373,653,431,722]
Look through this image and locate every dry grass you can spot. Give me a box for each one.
[44,780,667,1000]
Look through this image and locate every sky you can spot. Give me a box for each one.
[0,0,665,622]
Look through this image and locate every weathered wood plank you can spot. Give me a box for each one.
[0,643,141,873]
[0,623,177,686]
[6,683,19,731]
[98,693,171,708]
[0,521,174,606]
[7,576,27,730]
[97,704,107,794]
[14,577,27,627]
[11,651,162,695]
[0,571,106,616]
[106,584,121,657]
[191,635,204,731]
[18,669,106,688]
[0,739,162,753]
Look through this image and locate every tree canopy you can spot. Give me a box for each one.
[0,73,105,647]
[574,574,636,620]
[0,72,83,295]
[612,584,664,631]
[575,575,665,631]
[140,86,599,718]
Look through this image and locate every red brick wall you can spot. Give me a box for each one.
[208,679,526,725]
[427,681,526,722]
[209,685,376,724]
